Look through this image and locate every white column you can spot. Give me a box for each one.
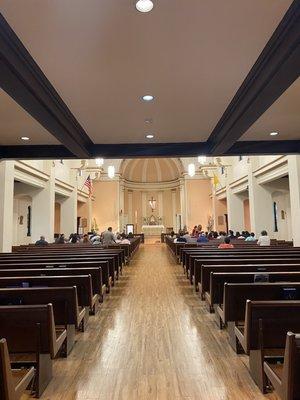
[0,161,15,252]
[31,162,55,243]
[128,190,133,223]
[142,191,147,220]
[288,155,300,246]
[171,189,177,231]
[248,163,274,236]
[119,180,125,232]
[60,189,77,238]
[158,191,163,223]
[87,197,93,232]
[179,178,187,229]
[226,187,244,232]
[211,185,217,231]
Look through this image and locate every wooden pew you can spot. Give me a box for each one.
[0,275,97,315]
[264,331,300,400]
[205,269,300,311]
[8,249,124,273]
[0,286,85,353]
[0,267,105,303]
[188,252,300,285]
[0,261,110,293]
[181,247,299,270]
[14,236,142,260]
[0,255,118,285]
[234,301,300,393]
[0,338,35,400]
[0,304,66,397]
[214,281,300,335]
[195,259,300,295]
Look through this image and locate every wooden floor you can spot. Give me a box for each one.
[23,244,279,400]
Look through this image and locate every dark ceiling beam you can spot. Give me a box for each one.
[0,142,210,159]
[207,1,300,155]
[0,13,93,158]
[2,140,300,159]
[226,140,300,155]
[90,142,211,158]
[0,145,75,160]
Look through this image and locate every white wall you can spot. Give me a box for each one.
[271,191,292,241]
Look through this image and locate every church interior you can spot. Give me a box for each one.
[0,1,300,399]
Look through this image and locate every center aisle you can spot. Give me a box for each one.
[39,244,278,400]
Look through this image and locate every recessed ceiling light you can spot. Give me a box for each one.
[145,118,153,124]
[136,0,154,13]
[270,132,279,136]
[20,136,30,141]
[142,95,154,102]
[146,134,154,139]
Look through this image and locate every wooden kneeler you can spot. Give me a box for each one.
[0,338,35,400]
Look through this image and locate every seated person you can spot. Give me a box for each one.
[197,232,208,243]
[183,231,193,243]
[218,237,234,249]
[217,231,226,242]
[257,230,271,246]
[245,232,256,241]
[235,231,245,239]
[82,234,90,243]
[174,231,187,243]
[191,225,198,237]
[212,231,218,239]
[55,233,65,244]
[228,230,236,239]
[35,235,48,246]
[91,233,101,244]
[69,233,78,243]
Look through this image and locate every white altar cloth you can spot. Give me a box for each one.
[142,225,165,236]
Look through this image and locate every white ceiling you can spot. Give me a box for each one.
[240,78,300,141]
[0,0,292,145]
[0,89,59,145]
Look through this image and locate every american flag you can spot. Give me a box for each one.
[84,175,93,197]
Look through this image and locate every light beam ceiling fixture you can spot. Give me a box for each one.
[20,136,30,141]
[188,163,196,177]
[72,159,104,180]
[146,134,154,139]
[270,131,279,136]
[136,0,154,13]
[95,158,104,166]
[108,165,115,179]
[197,156,207,164]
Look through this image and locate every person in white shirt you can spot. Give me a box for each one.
[183,232,193,243]
[257,230,271,246]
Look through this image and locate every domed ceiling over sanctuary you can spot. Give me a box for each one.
[121,158,183,183]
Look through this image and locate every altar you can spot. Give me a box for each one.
[141,225,165,236]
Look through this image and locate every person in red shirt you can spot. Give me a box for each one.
[218,237,234,249]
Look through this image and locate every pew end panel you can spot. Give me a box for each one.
[0,338,35,400]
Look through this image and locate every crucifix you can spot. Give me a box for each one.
[149,196,156,211]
